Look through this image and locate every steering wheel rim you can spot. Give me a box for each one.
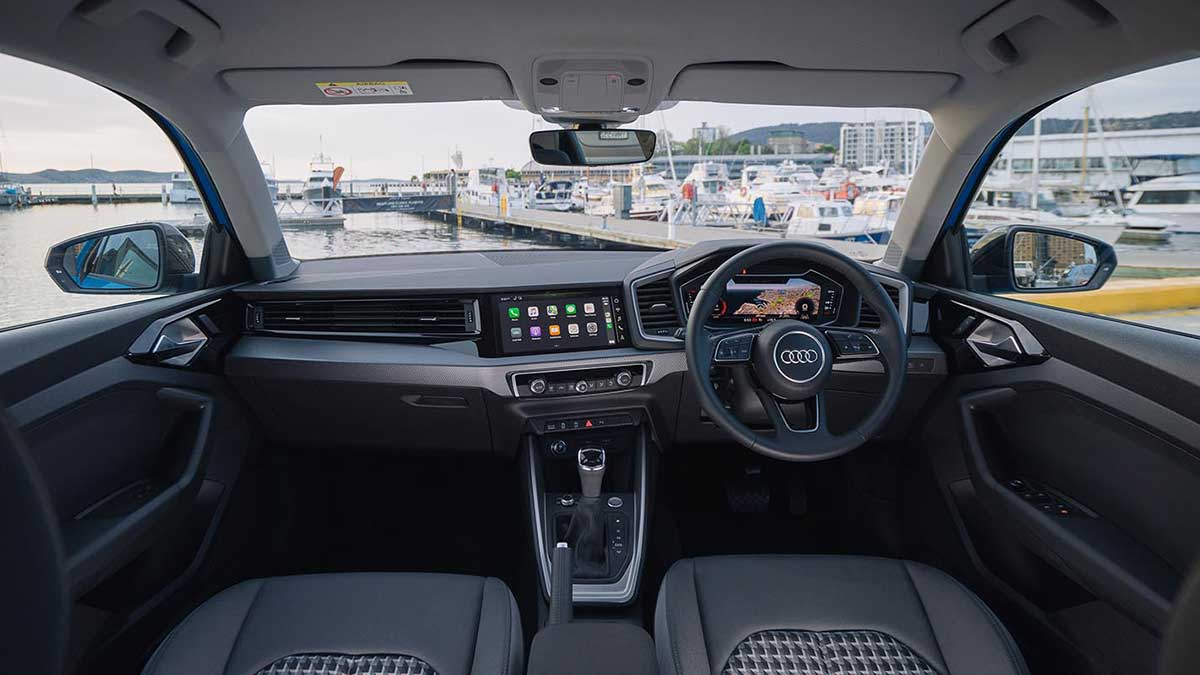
[684,240,907,461]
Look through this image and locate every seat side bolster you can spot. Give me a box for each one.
[470,577,524,675]
[142,579,265,675]
[654,559,713,675]
[905,561,1029,675]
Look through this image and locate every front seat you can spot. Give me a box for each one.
[655,555,1027,675]
[144,572,523,675]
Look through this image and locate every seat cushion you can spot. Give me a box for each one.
[654,555,1027,675]
[143,573,522,675]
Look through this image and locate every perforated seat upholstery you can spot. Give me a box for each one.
[143,573,522,675]
[654,555,1028,675]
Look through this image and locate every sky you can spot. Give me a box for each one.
[2,52,1200,181]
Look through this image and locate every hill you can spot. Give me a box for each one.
[1,168,176,183]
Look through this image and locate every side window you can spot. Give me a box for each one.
[0,53,209,331]
[966,57,1200,337]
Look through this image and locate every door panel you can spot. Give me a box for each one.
[915,288,1200,672]
[0,288,255,660]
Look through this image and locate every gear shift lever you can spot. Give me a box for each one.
[565,446,609,578]
[577,447,606,498]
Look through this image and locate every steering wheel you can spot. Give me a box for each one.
[685,240,906,461]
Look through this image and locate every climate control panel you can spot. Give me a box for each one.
[511,364,645,398]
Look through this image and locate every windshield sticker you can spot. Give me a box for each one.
[315,81,413,98]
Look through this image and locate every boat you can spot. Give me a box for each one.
[167,172,201,203]
[1124,174,1200,233]
[531,180,576,211]
[1077,206,1173,243]
[682,161,731,203]
[0,181,29,207]
[964,206,1125,244]
[783,199,892,243]
[274,153,345,226]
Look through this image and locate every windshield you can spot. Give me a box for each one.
[243,103,931,259]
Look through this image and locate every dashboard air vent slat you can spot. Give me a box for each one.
[634,278,681,338]
[857,284,903,328]
[253,298,477,336]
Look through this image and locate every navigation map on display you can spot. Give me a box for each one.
[727,277,823,321]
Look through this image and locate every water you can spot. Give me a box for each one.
[0,202,562,331]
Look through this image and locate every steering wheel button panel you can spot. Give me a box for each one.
[826,330,879,358]
[714,334,755,362]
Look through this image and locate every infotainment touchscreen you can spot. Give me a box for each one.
[495,290,628,355]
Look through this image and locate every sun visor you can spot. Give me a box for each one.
[668,64,958,109]
[222,61,514,105]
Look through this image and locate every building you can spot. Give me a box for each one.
[692,122,719,144]
[766,131,814,154]
[838,119,928,171]
[992,126,1200,190]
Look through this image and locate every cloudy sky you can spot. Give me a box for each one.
[2,52,1199,181]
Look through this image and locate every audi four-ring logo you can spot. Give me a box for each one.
[779,349,820,365]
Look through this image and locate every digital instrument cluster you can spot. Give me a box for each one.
[681,268,844,326]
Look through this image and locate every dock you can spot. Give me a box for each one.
[438,203,887,258]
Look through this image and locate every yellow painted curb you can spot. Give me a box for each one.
[1008,277,1200,314]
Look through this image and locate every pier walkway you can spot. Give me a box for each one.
[438,203,886,258]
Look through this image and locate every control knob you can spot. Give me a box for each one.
[529,378,547,395]
[615,370,634,387]
[574,380,589,394]
[549,439,568,456]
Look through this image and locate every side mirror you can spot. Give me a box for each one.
[45,222,197,295]
[529,128,656,166]
[969,225,1117,294]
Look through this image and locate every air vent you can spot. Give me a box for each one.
[250,297,478,336]
[857,283,903,328]
[633,277,681,338]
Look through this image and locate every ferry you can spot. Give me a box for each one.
[1124,174,1200,233]
[783,199,892,244]
[167,172,201,203]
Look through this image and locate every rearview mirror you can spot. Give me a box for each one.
[969,225,1117,293]
[45,221,197,294]
[529,129,656,166]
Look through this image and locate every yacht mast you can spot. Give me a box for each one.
[1031,115,1042,210]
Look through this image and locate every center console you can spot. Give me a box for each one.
[525,409,647,605]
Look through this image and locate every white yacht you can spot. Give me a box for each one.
[531,180,576,211]
[1124,174,1200,233]
[275,153,345,226]
[167,172,201,203]
[783,199,892,244]
[683,162,731,202]
[964,206,1125,244]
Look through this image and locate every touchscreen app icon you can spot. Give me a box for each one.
[546,305,558,317]
[583,302,595,315]
[568,323,580,336]
[507,307,520,319]
[528,306,539,318]
[565,303,577,316]
[509,327,522,338]
[530,326,542,338]
[548,324,561,337]
[586,322,598,335]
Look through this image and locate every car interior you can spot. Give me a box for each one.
[3,1,1200,675]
